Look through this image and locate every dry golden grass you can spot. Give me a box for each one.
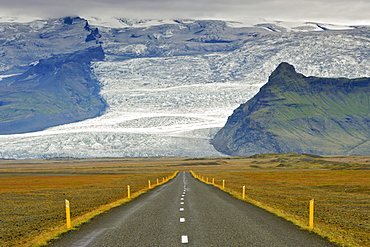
[0,159,176,247]
[192,169,370,247]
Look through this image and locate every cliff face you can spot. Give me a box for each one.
[0,46,107,134]
[212,62,370,156]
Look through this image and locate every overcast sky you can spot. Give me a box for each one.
[1,0,370,25]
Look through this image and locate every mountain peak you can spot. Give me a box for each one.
[275,62,296,72]
[262,62,306,93]
[270,62,298,79]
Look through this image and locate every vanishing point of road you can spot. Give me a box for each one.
[48,172,338,247]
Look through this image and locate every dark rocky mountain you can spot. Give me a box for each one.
[212,62,370,156]
[0,46,106,134]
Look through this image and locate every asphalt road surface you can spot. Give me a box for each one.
[48,172,338,246]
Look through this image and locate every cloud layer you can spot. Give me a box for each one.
[1,0,370,24]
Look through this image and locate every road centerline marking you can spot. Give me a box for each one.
[180,208,184,211]
[180,218,185,222]
[181,235,188,244]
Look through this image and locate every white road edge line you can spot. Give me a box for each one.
[181,235,188,244]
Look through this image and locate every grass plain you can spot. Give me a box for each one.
[0,154,369,247]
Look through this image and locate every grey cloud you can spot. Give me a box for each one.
[0,0,369,24]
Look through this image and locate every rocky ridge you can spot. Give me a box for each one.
[212,62,370,156]
[0,46,106,134]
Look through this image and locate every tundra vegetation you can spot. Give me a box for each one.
[0,154,369,247]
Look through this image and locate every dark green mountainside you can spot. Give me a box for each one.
[212,62,370,156]
[0,46,106,134]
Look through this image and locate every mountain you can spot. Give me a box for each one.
[1,17,370,158]
[0,46,106,134]
[212,62,370,156]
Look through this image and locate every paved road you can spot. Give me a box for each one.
[49,172,338,246]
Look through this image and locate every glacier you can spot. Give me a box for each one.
[1,17,370,158]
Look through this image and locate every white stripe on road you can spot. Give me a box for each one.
[72,229,108,247]
[181,235,188,244]
[180,208,184,211]
[181,202,184,204]
[180,218,185,222]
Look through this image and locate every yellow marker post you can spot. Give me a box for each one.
[222,180,225,189]
[206,177,209,183]
[148,180,151,189]
[163,177,165,183]
[212,178,215,185]
[157,178,159,185]
[242,186,246,199]
[65,199,71,229]
[127,185,131,199]
[309,199,314,229]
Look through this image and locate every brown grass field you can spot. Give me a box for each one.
[0,154,369,247]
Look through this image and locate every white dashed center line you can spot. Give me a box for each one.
[181,174,188,244]
[181,235,189,244]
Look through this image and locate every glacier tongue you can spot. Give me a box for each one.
[0,79,258,158]
[0,55,260,158]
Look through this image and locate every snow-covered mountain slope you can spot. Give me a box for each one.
[1,17,370,158]
[0,17,97,75]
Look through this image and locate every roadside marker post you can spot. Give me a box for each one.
[65,199,71,229]
[222,180,225,189]
[206,177,209,183]
[148,180,151,189]
[309,199,314,229]
[157,178,159,185]
[212,178,215,185]
[242,186,246,200]
[127,185,131,199]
